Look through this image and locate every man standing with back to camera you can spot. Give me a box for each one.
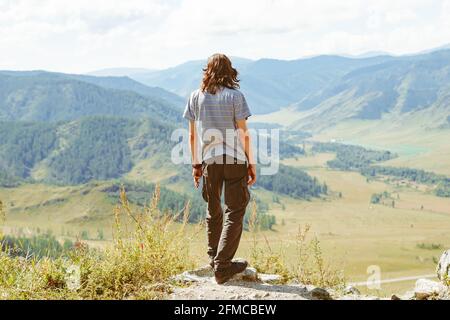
[183,53,257,284]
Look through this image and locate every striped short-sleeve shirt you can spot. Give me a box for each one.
[183,87,252,162]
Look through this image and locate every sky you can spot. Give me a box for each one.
[1,0,450,73]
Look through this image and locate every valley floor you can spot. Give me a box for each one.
[1,144,450,298]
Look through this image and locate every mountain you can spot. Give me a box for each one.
[288,49,450,131]
[0,70,184,109]
[131,55,393,114]
[0,71,182,122]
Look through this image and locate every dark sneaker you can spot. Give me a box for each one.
[215,260,248,284]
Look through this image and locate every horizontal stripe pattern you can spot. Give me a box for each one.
[183,87,251,161]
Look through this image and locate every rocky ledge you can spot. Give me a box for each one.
[170,249,450,300]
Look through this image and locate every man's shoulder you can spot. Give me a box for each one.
[222,87,244,98]
[189,89,201,98]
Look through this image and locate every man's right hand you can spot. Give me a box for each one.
[247,164,257,186]
[192,167,202,189]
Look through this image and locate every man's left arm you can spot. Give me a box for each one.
[189,120,202,188]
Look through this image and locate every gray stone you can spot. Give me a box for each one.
[232,267,259,282]
[188,264,214,277]
[310,287,332,300]
[171,271,203,283]
[259,273,282,284]
[344,285,361,295]
[414,278,446,300]
[436,250,450,285]
[171,265,214,283]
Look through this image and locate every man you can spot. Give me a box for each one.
[183,53,257,284]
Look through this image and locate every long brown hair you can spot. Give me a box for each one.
[201,53,240,94]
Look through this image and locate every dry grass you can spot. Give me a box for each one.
[0,186,194,300]
[293,225,345,288]
[247,200,345,289]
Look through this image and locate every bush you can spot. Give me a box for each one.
[247,202,345,288]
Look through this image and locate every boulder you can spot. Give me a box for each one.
[232,267,259,282]
[436,250,450,285]
[414,278,446,300]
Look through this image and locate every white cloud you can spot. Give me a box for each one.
[0,0,449,72]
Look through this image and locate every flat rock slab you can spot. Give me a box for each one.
[169,265,364,300]
[170,280,313,300]
[170,264,391,300]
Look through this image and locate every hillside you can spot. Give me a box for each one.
[0,116,175,185]
[288,50,450,131]
[0,72,182,122]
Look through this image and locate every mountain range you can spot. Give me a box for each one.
[1,47,450,187]
[128,55,394,114]
[110,49,450,131]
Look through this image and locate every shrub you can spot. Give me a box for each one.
[247,201,345,289]
[249,203,345,289]
[293,225,345,288]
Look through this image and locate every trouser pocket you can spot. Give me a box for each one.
[225,176,250,210]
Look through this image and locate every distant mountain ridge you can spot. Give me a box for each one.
[2,48,449,130]
[121,48,450,130]
[0,71,183,122]
[129,55,394,114]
